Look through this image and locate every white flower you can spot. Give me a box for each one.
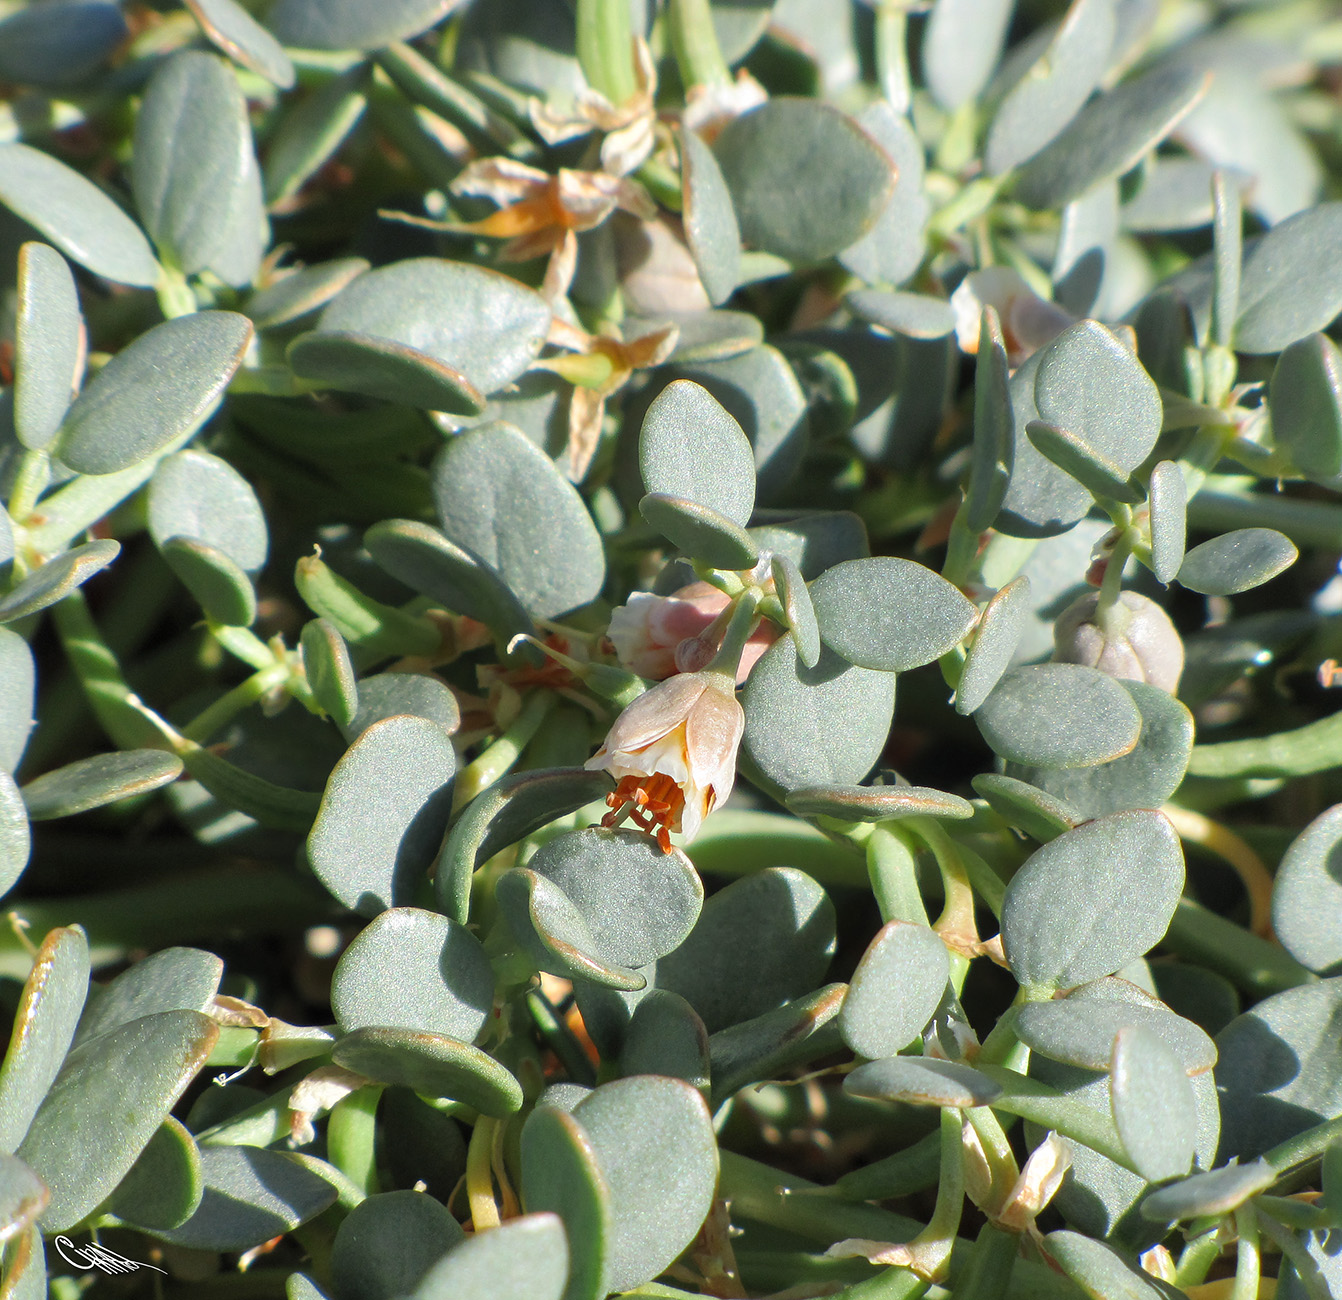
[950,267,1076,365]
[585,670,744,850]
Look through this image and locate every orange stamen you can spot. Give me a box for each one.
[601,773,684,854]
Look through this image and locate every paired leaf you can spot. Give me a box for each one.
[975,663,1142,768]
[840,922,951,1060]
[332,908,494,1043]
[1273,805,1342,976]
[131,50,267,286]
[1177,528,1297,595]
[741,640,895,795]
[680,127,741,306]
[639,380,755,527]
[21,750,182,821]
[149,450,268,575]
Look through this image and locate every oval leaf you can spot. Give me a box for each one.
[976,663,1142,768]
[149,449,268,575]
[840,922,951,1060]
[18,1010,218,1231]
[58,312,253,475]
[307,716,457,916]
[639,380,755,528]
[1177,527,1298,596]
[1001,810,1184,989]
[1273,805,1342,976]
[432,421,605,620]
[573,1077,718,1294]
[0,143,159,287]
[741,640,895,795]
[131,50,266,285]
[14,242,82,452]
[318,259,550,396]
[412,1212,568,1300]
[333,907,494,1043]
[811,557,976,673]
[21,750,182,821]
[0,540,119,625]
[680,126,741,307]
[845,1057,1001,1107]
[332,1027,522,1118]
[713,99,896,262]
[1111,1024,1198,1182]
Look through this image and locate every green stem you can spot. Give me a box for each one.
[907,818,979,957]
[526,988,596,1087]
[576,0,638,105]
[909,1107,968,1282]
[1264,1113,1342,1177]
[1258,1211,1330,1300]
[182,664,292,743]
[210,624,278,672]
[942,506,981,592]
[1094,530,1133,629]
[0,868,327,980]
[1173,1227,1222,1289]
[963,1106,1020,1214]
[466,1116,502,1230]
[327,1085,383,1197]
[668,0,732,90]
[1189,709,1342,780]
[454,690,559,812]
[955,1223,1018,1300]
[1187,488,1342,550]
[716,1152,1080,1300]
[6,448,50,530]
[705,588,761,682]
[874,1,911,112]
[51,591,168,750]
[835,1130,942,1201]
[1229,1201,1260,1300]
[1162,899,1313,996]
[156,265,197,320]
[977,1065,1138,1175]
[867,825,930,925]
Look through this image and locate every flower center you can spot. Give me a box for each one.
[601,773,685,854]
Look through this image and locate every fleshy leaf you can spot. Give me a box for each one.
[1001,810,1184,989]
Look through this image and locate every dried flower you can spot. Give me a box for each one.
[529,37,659,177]
[608,582,778,682]
[444,159,657,302]
[542,317,679,479]
[585,670,744,851]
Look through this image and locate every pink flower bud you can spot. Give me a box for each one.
[607,582,779,683]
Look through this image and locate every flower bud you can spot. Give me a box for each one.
[607,583,778,684]
[1052,591,1184,693]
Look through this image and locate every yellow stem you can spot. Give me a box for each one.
[1163,805,1274,938]
[466,1116,502,1231]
